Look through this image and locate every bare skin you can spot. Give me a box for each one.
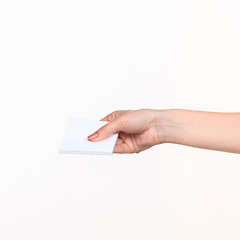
[88,109,240,154]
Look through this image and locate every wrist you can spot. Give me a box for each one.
[152,109,188,144]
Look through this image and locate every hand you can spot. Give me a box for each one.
[88,109,166,154]
[89,108,240,154]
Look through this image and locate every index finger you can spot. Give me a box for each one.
[100,110,130,122]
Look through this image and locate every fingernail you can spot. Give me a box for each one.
[88,132,98,140]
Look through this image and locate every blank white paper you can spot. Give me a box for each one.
[59,118,118,155]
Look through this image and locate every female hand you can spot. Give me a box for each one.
[87,109,166,154]
[89,108,240,154]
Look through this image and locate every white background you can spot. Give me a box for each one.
[1,0,240,239]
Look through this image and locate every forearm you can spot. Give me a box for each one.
[157,109,240,154]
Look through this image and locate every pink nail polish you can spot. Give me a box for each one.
[88,132,98,140]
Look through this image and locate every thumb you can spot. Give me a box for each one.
[88,119,123,141]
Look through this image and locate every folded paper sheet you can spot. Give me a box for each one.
[59,118,118,155]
